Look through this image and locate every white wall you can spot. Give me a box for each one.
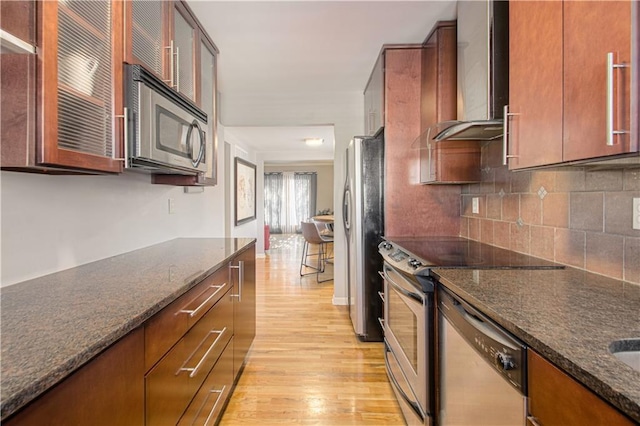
[0,170,225,287]
[0,123,240,287]
[223,128,261,251]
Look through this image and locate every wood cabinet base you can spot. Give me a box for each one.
[4,329,145,426]
[528,350,634,425]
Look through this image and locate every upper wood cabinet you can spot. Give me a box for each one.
[2,0,125,174]
[125,0,200,104]
[417,20,479,184]
[507,1,636,170]
[364,53,384,136]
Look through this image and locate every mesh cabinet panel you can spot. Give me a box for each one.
[57,1,112,157]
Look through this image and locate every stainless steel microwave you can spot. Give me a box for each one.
[124,65,208,175]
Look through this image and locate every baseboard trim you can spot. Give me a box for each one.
[332,296,348,306]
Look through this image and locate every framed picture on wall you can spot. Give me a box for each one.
[235,157,257,225]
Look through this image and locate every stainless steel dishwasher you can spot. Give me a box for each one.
[437,287,527,426]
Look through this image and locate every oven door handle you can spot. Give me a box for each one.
[384,342,425,419]
[379,270,423,304]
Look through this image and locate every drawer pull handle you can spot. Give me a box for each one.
[178,327,227,378]
[178,283,227,317]
[229,261,244,302]
[201,385,226,426]
[526,416,541,426]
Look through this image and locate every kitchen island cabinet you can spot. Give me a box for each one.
[0,238,256,424]
[507,1,636,170]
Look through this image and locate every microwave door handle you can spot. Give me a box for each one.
[189,121,205,167]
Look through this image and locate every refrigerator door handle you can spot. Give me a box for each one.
[343,188,351,232]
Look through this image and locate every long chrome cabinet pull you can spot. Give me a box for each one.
[177,327,227,378]
[526,416,541,426]
[177,283,227,317]
[229,261,244,301]
[202,385,226,426]
[502,104,520,165]
[164,40,175,86]
[114,107,129,167]
[175,46,180,91]
[606,52,629,146]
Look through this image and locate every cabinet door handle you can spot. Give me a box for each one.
[606,52,629,146]
[177,327,227,378]
[177,283,227,317]
[502,104,520,165]
[175,46,180,92]
[164,40,175,87]
[230,261,244,301]
[114,107,129,168]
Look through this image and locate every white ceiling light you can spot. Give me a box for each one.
[304,138,324,146]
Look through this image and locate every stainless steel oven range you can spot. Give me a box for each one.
[379,241,436,426]
[378,236,561,426]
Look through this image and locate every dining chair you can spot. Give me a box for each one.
[299,221,334,283]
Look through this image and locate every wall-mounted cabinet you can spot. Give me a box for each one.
[417,20,480,184]
[124,0,208,107]
[2,0,125,174]
[2,0,218,182]
[363,53,384,136]
[506,1,636,170]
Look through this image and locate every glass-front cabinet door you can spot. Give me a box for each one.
[40,0,123,173]
[199,37,218,184]
[172,2,196,101]
[126,1,197,102]
[128,0,166,80]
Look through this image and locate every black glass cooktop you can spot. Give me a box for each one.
[383,236,563,270]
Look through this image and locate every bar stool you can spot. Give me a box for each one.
[299,221,333,283]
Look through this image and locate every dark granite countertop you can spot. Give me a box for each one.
[0,237,255,421]
[432,267,640,423]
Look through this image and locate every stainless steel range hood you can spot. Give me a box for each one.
[432,0,509,142]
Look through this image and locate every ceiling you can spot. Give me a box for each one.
[188,0,457,163]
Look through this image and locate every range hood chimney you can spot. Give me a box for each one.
[432,0,509,142]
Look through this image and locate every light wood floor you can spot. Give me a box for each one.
[220,234,404,425]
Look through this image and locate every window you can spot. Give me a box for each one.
[264,172,317,233]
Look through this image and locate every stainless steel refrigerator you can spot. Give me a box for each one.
[342,134,384,342]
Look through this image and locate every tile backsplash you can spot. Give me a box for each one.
[460,140,640,284]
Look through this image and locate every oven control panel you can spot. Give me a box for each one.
[379,241,430,276]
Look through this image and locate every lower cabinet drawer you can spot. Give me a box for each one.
[178,337,235,426]
[146,291,233,426]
